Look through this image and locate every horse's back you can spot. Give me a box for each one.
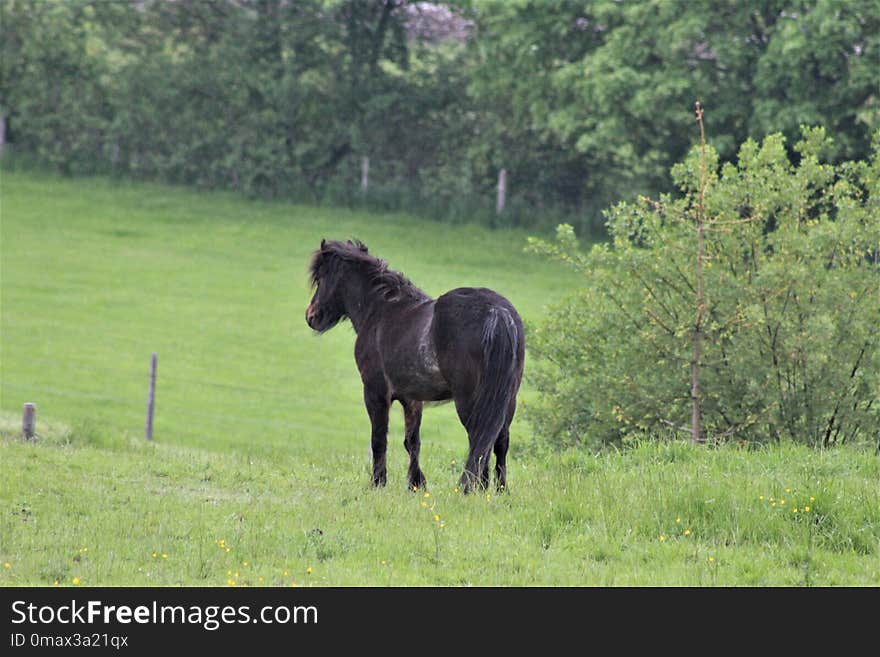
[434,287,523,337]
[432,287,524,381]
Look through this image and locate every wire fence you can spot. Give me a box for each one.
[0,352,354,445]
[3,353,304,399]
[0,379,463,475]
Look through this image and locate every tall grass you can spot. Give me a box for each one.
[2,418,877,586]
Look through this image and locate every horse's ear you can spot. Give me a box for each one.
[320,238,326,249]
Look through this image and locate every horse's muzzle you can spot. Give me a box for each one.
[305,302,317,329]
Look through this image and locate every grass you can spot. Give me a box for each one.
[1,170,878,586]
[0,169,571,455]
[2,417,877,586]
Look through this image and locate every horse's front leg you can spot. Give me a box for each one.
[401,399,426,490]
[364,385,390,487]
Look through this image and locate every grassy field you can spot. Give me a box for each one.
[1,170,878,586]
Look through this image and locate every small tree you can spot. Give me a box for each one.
[526,122,880,448]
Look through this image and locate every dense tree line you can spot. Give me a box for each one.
[2,0,878,231]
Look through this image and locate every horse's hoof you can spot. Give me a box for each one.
[459,471,483,494]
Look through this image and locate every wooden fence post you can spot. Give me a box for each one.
[145,353,157,440]
[361,156,370,193]
[496,168,507,214]
[22,403,36,440]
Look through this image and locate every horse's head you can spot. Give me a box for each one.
[306,239,368,332]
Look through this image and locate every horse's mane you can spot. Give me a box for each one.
[310,239,429,302]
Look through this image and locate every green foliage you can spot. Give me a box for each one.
[4,1,878,232]
[1,1,469,199]
[0,0,115,173]
[526,128,880,448]
[467,0,880,215]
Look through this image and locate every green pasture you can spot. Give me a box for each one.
[1,170,572,455]
[1,170,878,586]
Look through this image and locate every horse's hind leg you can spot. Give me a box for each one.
[455,400,492,493]
[479,456,491,489]
[494,426,510,492]
[455,396,492,493]
[461,445,492,493]
[401,399,426,490]
[494,399,515,492]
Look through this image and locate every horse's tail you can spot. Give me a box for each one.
[465,305,521,475]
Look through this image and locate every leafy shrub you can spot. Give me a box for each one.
[526,127,880,448]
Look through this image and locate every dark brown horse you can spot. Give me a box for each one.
[306,239,524,492]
